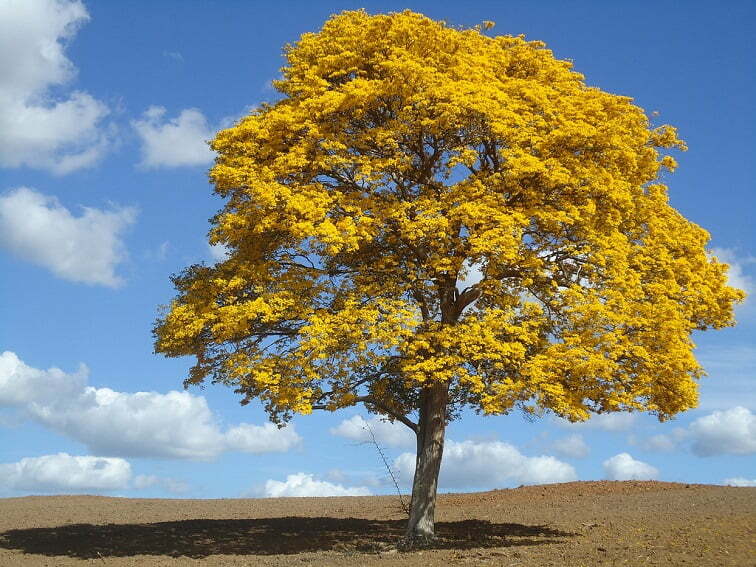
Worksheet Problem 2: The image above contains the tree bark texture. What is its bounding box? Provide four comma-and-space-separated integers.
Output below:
405, 380, 449, 541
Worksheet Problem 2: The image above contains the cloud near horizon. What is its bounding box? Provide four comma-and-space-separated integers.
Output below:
394, 439, 577, 490
723, 477, 756, 487
0, 453, 131, 493
0, 351, 302, 460
133, 474, 190, 494
603, 453, 658, 481
0, 452, 192, 495
256, 472, 372, 497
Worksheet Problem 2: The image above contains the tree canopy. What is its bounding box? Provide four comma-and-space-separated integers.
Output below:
154, 10, 743, 440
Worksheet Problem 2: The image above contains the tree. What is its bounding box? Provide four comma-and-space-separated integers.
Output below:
153, 10, 744, 543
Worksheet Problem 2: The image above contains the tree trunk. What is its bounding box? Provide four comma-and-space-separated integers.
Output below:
404, 381, 449, 543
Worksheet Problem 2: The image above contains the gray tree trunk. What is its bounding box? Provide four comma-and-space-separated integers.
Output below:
404, 381, 449, 542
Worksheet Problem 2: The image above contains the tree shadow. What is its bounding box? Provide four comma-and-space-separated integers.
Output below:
0, 517, 575, 559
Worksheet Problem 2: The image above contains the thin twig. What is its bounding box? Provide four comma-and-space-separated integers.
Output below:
362, 420, 410, 517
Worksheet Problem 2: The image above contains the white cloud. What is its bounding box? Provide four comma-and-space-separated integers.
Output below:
641, 434, 679, 452
551, 434, 589, 458
133, 474, 158, 489
688, 406, 756, 456
710, 248, 754, 299
394, 439, 577, 489
224, 423, 302, 454
208, 242, 230, 262
330, 415, 415, 448
0, 351, 302, 460
260, 473, 371, 497
0, 350, 88, 408
0, 453, 131, 492
133, 474, 189, 494
0, 187, 136, 287
638, 428, 689, 452
556, 412, 636, 432
0, 452, 188, 495
635, 407, 756, 456
723, 477, 756, 487
323, 468, 384, 489
457, 259, 484, 290
132, 106, 215, 168
602, 453, 658, 481
0, 0, 110, 173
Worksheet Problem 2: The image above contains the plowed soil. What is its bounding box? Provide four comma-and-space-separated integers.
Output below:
0, 481, 753, 566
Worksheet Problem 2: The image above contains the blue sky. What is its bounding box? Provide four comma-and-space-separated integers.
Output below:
0, 0, 754, 498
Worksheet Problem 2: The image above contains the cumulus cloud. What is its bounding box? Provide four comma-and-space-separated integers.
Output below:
132, 106, 215, 168
636, 407, 756, 456
223, 423, 302, 454
0, 0, 110, 173
688, 407, 756, 456
0, 452, 189, 495
0, 351, 302, 460
602, 453, 658, 481
330, 415, 415, 448
394, 439, 576, 490
723, 477, 756, 487
0, 453, 131, 492
0, 187, 136, 287
551, 434, 589, 459
259, 473, 371, 497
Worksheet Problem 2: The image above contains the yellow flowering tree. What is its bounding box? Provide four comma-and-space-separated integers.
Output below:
154, 10, 744, 542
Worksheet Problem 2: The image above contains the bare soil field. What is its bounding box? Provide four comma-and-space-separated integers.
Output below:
0, 481, 753, 566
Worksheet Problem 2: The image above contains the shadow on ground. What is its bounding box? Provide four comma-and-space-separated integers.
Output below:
0, 517, 574, 558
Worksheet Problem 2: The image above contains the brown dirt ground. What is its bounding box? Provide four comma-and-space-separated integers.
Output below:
0, 481, 753, 566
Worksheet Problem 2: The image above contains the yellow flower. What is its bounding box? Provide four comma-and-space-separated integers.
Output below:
155, 9, 743, 426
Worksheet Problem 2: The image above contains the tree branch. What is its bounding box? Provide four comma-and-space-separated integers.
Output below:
311, 396, 418, 434
356, 396, 418, 433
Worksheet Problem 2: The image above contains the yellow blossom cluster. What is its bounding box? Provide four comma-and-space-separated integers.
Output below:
154, 10, 743, 425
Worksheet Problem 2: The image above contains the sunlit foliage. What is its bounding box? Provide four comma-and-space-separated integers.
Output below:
154, 10, 744, 429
